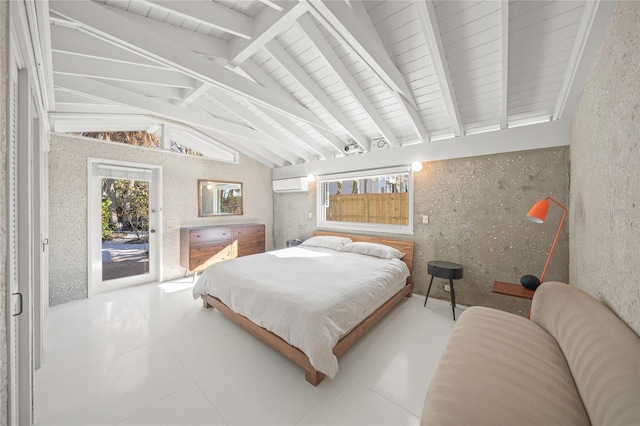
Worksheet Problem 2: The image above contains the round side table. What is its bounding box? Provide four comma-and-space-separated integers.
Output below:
424, 261, 464, 320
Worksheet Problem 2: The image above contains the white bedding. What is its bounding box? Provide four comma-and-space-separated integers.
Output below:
192, 246, 410, 378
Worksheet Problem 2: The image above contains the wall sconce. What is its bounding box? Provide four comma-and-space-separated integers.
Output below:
520, 196, 568, 290
306, 174, 316, 183
411, 161, 423, 172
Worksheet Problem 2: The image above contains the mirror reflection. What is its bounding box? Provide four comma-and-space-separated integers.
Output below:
198, 180, 243, 216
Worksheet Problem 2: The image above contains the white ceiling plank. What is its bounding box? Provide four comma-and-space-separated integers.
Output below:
52, 103, 143, 114
257, 0, 284, 13
218, 132, 288, 168
50, 24, 168, 69
52, 6, 230, 61
140, 0, 253, 40
52, 51, 196, 89
415, 0, 463, 136
228, 1, 306, 67
50, 0, 329, 132
303, 0, 417, 110
204, 86, 311, 164
195, 108, 298, 166
553, 0, 616, 120
348, 0, 429, 143
53, 74, 267, 141
233, 64, 334, 158
240, 59, 344, 154
265, 38, 369, 150
258, 107, 331, 160
501, 0, 509, 129
297, 14, 398, 148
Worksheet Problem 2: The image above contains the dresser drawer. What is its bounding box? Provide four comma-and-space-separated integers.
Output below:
189, 243, 232, 270
190, 227, 232, 243
237, 242, 265, 257
233, 225, 264, 239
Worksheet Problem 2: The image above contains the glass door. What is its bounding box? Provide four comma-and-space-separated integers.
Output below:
88, 160, 162, 294
101, 178, 150, 281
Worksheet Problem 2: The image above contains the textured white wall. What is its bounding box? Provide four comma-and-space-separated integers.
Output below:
570, 1, 639, 335
48, 134, 273, 306
0, 0, 9, 420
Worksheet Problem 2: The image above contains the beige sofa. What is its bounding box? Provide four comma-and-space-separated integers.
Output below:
421, 282, 640, 425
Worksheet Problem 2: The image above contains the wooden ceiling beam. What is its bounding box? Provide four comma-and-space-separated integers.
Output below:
203, 87, 313, 164
553, 0, 617, 120
228, 1, 306, 67
52, 51, 196, 89
302, 0, 417, 111
266, 38, 369, 151
415, 0, 463, 136
347, 0, 429, 144
50, 7, 229, 61
140, 0, 253, 40
240, 60, 342, 156
49, 0, 328, 131
53, 74, 266, 141
297, 14, 398, 148
50, 24, 168, 69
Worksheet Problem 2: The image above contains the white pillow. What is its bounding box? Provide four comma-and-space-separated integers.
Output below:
338, 242, 405, 259
299, 236, 353, 251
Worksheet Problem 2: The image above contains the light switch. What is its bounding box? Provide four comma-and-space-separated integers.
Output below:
422, 215, 429, 224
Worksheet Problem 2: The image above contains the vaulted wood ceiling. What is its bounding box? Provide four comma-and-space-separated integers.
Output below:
44, 0, 614, 167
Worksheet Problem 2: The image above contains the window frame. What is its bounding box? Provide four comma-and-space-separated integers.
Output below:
315, 166, 414, 235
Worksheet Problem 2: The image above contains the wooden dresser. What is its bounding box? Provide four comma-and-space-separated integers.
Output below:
180, 224, 265, 273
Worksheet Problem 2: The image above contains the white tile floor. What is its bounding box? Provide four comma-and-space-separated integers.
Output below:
35, 279, 464, 425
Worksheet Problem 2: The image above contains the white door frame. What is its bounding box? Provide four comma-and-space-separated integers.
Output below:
87, 158, 163, 295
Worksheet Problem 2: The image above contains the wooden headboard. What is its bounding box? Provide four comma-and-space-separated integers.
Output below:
313, 230, 415, 284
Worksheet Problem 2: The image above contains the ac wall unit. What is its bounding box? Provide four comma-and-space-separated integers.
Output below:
272, 177, 309, 193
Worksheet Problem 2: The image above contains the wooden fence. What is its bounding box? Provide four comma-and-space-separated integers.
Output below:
326, 193, 409, 225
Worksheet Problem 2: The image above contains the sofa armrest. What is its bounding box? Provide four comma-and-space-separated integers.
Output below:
530, 282, 640, 426
422, 306, 589, 426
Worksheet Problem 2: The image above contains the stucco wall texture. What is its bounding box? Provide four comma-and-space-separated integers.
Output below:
49, 134, 273, 306
570, 1, 639, 335
0, 0, 9, 421
275, 147, 570, 316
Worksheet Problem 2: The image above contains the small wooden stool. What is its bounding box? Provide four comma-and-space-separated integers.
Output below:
424, 261, 464, 320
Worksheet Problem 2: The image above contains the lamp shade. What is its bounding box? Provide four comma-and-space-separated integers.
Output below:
526, 199, 550, 223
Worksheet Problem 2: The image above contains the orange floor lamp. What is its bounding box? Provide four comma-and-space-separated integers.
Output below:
520, 196, 568, 290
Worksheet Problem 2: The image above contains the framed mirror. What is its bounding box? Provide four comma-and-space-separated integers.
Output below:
198, 180, 243, 217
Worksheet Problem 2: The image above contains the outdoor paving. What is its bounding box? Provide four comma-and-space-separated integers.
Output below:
102, 234, 149, 281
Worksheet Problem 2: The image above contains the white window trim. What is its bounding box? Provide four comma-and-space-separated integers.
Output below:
316, 166, 414, 235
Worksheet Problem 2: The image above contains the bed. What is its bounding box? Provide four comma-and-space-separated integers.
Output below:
192, 231, 414, 385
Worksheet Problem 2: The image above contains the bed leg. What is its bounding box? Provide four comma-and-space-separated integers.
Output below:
404, 283, 413, 297
203, 299, 212, 308
305, 369, 325, 386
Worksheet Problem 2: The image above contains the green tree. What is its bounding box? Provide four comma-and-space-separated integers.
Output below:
101, 198, 113, 241
102, 178, 149, 240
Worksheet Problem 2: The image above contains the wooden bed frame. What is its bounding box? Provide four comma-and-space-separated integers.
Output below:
200, 231, 415, 386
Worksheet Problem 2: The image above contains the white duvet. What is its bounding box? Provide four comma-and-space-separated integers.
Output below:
193, 246, 410, 379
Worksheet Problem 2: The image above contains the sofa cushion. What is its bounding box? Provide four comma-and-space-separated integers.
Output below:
421, 306, 590, 426
530, 282, 640, 426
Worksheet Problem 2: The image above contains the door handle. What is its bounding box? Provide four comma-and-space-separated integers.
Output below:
42, 237, 49, 252
12, 293, 22, 317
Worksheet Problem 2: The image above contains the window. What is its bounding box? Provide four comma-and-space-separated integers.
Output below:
77, 131, 203, 157
317, 166, 413, 234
